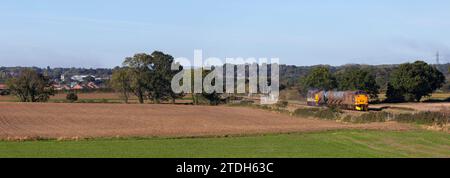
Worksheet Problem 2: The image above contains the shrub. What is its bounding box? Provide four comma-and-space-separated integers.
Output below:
395, 111, 449, 126
343, 112, 392, 123
240, 100, 255, 105
293, 108, 320, 118
7, 69, 55, 102
276, 101, 289, 108
293, 107, 341, 120
66, 92, 78, 103
341, 115, 353, 123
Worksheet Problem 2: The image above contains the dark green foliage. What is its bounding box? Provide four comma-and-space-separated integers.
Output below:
395, 112, 449, 126
147, 51, 184, 103
335, 67, 380, 99
300, 66, 337, 91
2, 63, 448, 92
189, 69, 224, 106
66, 92, 78, 103
385, 82, 405, 103
441, 81, 450, 92
123, 53, 153, 104
121, 51, 184, 104
300, 66, 380, 100
6, 68, 55, 102
342, 112, 392, 123
388, 61, 445, 102
293, 107, 341, 120
340, 110, 448, 126
201, 92, 222, 105
275, 101, 289, 108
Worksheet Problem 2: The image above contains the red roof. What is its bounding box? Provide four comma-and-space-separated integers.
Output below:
87, 82, 99, 89
72, 84, 84, 90
0, 84, 7, 90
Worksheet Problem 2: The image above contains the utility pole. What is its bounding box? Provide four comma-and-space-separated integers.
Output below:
436, 51, 440, 65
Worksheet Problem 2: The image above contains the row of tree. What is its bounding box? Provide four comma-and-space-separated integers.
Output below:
300, 66, 380, 98
3, 51, 225, 105
4, 54, 446, 104
300, 61, 445, 102
6, 69, 55, 102
111, 51, 224, 105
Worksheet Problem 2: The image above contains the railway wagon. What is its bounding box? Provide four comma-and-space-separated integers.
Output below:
307, 90, 369, 111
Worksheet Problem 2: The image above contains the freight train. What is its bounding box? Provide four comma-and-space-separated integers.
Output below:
307, 90, 369, 111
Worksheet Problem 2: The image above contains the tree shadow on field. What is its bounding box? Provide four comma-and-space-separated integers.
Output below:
422, 97, 450, 103
369, 106, 415, 112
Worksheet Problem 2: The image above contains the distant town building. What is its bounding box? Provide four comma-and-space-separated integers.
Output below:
69, 82, 78, 88
71, 75, 95, 82
86, 82, 99, 89
72, 84, 84, 90
52, 84, 70, 91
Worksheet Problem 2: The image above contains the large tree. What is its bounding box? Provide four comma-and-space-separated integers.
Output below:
123, 53, 153, 104
385, 82, 405, 103
148, 51, 184, 104
110, 67, 133, 103
6, 68, 55, 102
388, 61, 445, 102
121, 51, 184, 104
300, 66, 337, 91
335, 67, 380, 99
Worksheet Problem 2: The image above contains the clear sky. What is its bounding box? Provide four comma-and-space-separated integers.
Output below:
1, 0, 450, 68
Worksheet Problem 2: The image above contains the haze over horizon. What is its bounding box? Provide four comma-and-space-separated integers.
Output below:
1, 0, 450, 68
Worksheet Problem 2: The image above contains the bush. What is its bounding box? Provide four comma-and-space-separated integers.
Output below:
294, 107, 341, 120
66, 92, 78, 103
395, 111, 449, 126
342, 112, 392, 123
276, 101, 289, 108
294, 108, 320, 117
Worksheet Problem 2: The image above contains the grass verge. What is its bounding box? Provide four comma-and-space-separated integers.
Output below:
0, 130, 449, 158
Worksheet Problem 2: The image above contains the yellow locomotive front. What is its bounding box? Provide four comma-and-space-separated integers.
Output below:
354, 93, 369, 111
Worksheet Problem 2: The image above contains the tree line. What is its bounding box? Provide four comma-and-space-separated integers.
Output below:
2, 51, 230, 105
3, 51, 448, 104
110, 51, 224, 105
300, 60, 446, 102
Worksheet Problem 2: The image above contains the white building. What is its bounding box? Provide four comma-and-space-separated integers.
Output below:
71, 75, 95, 82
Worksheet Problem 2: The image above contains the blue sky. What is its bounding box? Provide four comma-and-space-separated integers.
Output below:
1, 0, 450, 68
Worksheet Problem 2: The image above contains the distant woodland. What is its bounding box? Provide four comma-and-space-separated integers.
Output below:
2, 63, 448, 92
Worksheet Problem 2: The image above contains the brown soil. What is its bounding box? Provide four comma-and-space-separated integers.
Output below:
0, 103, 414, 140
51, 92, 122, 100
0, 93, 123, 101
372, 103, 450, 112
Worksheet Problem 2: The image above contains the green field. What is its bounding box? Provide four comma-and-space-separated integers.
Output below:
1, 130, 449, 158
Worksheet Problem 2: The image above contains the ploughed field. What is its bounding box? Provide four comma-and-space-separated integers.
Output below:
372, 103, 450, 112
0, 103, 413, 140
